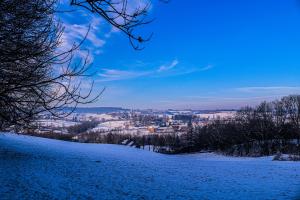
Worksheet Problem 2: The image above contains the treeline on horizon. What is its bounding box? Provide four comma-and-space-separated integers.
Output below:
89, 94, 300, 156
167, 94, 300, 155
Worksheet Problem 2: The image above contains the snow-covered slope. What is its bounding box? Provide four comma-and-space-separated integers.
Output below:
0, 133, 300, 200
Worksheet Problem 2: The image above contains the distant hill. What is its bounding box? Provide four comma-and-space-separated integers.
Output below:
63, 107, 236, 114
64, 107, 129, 114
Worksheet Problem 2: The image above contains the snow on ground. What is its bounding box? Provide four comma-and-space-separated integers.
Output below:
90, 120, 130, 132
36, 119, 79, 128
79, 113, 119, 121
196, 111, 236, 119
1, 133, 300, 200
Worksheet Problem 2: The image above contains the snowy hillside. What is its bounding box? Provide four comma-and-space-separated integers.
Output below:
0, 133, 300, 200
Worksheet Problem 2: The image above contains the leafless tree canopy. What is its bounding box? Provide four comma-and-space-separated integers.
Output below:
0, 0, 98, 129
69, 0, 167, 50
0, 0, 161, 129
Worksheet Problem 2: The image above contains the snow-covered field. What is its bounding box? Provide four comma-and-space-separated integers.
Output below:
78, 113, 119, 121
36, 119, 79, 128
90, 120, 130, 132
196, 111, 236, 120
1, 134, 300, 200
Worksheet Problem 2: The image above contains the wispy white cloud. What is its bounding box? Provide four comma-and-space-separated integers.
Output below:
98, 60, 178, 82
59, 17, 105, 56
56, 4, 109, 61
235, 86, 300, 93
185, 95, 284, 102
98, 68, 151, 82
104, 26, 120, 38
153, 63, 213, 78
153, 95, 285, 110
157, 59, 179, 72
97, 60, 214, 82
199, 65, 214, 71
56, 0, 159, 68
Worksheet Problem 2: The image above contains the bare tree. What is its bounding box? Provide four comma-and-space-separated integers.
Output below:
0, 0, 99, 129
69, 0, 168, 50
0, 0, 162, 129
272, 99, 288, 137
283, 95, 300, 145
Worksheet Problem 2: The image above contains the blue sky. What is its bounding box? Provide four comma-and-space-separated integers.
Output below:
58, 0, 300, 109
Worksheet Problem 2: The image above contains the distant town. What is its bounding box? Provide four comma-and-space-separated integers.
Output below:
16, 107, 236, 148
